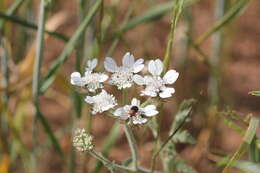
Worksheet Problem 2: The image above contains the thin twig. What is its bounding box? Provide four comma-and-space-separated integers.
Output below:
151, 110, 190, 172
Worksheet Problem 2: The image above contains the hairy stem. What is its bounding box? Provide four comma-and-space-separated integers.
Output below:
89, 150, 158, 173
89, 150, 135, 172
124, 124, 139, 171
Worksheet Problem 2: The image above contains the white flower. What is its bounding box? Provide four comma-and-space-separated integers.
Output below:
85, 90, 117, 114
73, 128, 94, 152
114, 98, 158, 125
104, 52, 144, 89
70, 59, 108, 92
133, 59, 179, 98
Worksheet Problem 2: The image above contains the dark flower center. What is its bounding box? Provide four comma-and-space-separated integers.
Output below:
130, 106, 139, 112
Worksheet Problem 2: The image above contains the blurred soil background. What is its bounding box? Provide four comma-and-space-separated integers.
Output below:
1, 0, 260, 173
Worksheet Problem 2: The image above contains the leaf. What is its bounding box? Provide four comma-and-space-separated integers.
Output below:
249, 136, 260, 163
40, 0, 102, 94
234, 160, 260, 173
172, 130, 196, 144
168, 159, 198, 173
220, 114, 245, 134
249, 91, 260, 96
222, 117, 259, 173
218, 158, 260, 173
170, 99, 196, 133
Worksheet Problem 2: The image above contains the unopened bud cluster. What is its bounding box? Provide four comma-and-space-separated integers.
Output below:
73, 128, 94, 152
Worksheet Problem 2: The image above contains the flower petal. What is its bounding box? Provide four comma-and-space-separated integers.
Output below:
122, 52, 135, 68
104, 57, 118, 72
87, 59, 98, 70
99, 74, 108, 82
159, 87, 175, 98
71, 72, 84, 86
85, 96, 94, 104
148, 59, 163, 76
135, 58, 144, 65
143, 105, 158, 116
142, 89, 157, 97
133, 64, 144, 73
133, 75, 145, 85
132, 58, 144, 73
114, 107, 129, 120
132, 116, 147, 124
163, 70, 179, 84
131, 98, 140, 106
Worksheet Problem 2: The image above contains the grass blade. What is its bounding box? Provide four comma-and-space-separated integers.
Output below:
0, 12, 69, 41
222, 117, 259, 173
31, 0, 64, 160
32, 0, 46, 101
40, 0, 103, 94
116, 0, 196, 36
234, 160, 260, 173
36, 105, 64, 157
195, 0, 252, 45
249, 91, 260, 96
0, 0, 25, 32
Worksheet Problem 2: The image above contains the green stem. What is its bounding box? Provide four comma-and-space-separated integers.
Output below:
89, 150, 135, 172
0, 12, 68, 41
0, 0, 25, 32
208, 0, 225, 105
124, 124, 139, 171
90, 150, 157, 173
150, 109, 190, 173
31, 1, 46, 171
0, 38, 9, 104
122, 89, 138, 170
163, 0, 184, 73
32, 0, 46, 102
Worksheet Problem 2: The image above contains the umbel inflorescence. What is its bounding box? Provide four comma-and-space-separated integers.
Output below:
71, 52, 179, 151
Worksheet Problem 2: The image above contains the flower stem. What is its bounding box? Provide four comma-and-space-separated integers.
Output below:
122, 89, 139, 171
124, 124, 138, 171
89, 150, 135, 172
89, 150, 159, 173
163, 0, 184, 74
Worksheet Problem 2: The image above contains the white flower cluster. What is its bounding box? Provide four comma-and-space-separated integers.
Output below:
73, 128, 94, 152
114, 98, 158, 125
70, 52, 179, 125
71, 59, 108, 92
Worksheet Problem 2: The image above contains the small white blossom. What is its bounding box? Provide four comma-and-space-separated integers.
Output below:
70, 59, 108, 92
104, 52, 144, 89
133, 59, 179, 98
114, 98, 158, 125
73, 128, 94, 152
85, 89, 117, 114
